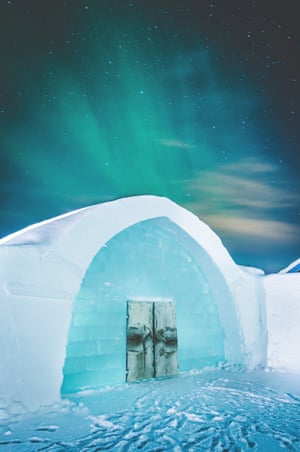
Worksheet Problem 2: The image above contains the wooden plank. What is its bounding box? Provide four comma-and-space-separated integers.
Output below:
126, 301, 154, 382
154, 300, 178, 378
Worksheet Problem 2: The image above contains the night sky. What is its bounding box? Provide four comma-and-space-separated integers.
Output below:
1, 0, 299, 273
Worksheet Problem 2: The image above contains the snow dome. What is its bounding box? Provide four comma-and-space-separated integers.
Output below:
0, 195, 299, 410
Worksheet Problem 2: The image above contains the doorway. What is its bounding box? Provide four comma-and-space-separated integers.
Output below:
126, 299, 178, 382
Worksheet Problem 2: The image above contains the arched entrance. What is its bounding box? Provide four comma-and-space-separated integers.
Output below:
61, 217, 239, 394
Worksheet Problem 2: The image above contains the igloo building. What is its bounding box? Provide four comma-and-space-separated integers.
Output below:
0, 195, 299, 410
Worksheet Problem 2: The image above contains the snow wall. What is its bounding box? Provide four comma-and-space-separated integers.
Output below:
0, 194, 285, 410
264, 274, 300, 373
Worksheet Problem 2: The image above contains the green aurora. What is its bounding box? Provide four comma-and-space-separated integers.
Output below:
1, 1, 299, 272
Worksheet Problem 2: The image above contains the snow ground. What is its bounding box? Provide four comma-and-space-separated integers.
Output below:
0, 369, 300, 451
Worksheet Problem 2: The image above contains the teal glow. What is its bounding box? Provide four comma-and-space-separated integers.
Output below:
7, 47, 260, 202
2, 12, 265, 208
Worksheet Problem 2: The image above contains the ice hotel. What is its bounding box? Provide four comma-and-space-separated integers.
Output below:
0, 195, 299, 410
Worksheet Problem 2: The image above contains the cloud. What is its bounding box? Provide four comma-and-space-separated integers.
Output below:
160, 139, 194, 149
219, 157, 277, 174
191, 171, 297, 210
183, 156, 300, 243
201, 214, 300, 243
186, 157, 298, 211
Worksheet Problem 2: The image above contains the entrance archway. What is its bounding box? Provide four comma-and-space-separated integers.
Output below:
62, 217, 239, 394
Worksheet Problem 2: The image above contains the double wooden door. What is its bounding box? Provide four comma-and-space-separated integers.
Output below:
126, 299, 178, 382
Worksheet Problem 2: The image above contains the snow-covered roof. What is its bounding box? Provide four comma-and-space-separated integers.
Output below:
0, 205, 93, 246
0, 195, 242, 284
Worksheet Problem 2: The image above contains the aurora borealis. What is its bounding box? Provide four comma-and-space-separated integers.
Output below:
1, 0, 299, 272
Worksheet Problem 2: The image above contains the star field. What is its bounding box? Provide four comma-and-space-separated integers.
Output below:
0, 0, 299, 272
